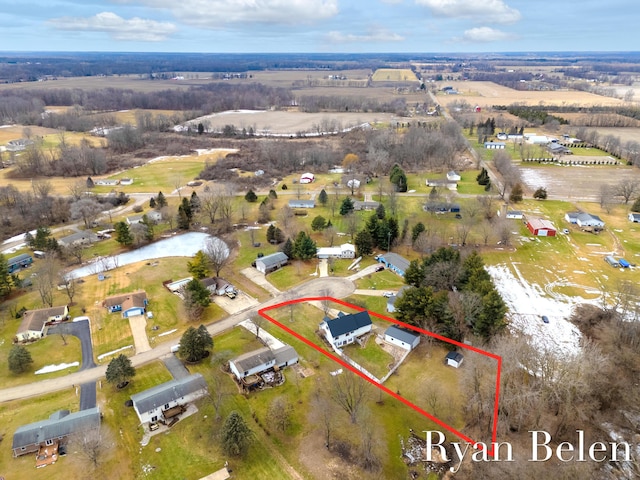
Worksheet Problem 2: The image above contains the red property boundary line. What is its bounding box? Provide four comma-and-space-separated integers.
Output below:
258, 296, 503, 457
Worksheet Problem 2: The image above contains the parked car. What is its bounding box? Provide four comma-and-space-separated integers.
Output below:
382, 291, 394, 298
374, 265, 385, 272
541, 315, 549, 324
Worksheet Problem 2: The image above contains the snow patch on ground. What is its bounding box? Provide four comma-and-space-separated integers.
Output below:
487, 264, 602, 356
158, 328, 177, 337
97, 345, 133, 361
35, 362, 79, 374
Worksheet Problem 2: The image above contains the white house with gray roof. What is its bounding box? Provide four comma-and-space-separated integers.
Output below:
384, 325, 420, 351
255, 251, 289, 274
229, 345, 298, 380
130, 373, 208, 425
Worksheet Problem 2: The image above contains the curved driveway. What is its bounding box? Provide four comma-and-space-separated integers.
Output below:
0, 277, 355, 404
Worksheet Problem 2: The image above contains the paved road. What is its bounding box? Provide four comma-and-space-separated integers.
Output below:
0, 277, 354, 404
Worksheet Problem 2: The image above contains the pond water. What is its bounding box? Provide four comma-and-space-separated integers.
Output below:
69, 232, 226, 279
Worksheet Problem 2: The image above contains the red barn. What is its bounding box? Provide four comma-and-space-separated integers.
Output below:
526, 218, 557, 237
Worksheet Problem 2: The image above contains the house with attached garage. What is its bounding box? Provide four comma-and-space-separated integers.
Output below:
384, 325, 420, 351
353, 200, 380, 211
130, 373, 208, 425
103, 291, 148, 317
127, 211, 162, 224
255, 251, 289, 274
320, 311, 373, 350
317, 243, 356, 259
12, 407, 101, 458
376, 252, 410, 277
229, 345, 298, 381
15, 305, 69, 343
629, 213, 640, 223
576, 213, 605, 229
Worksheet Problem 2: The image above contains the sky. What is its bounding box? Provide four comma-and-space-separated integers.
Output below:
0, 0, 636, 53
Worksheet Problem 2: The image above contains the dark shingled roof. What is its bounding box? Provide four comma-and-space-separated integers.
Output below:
256, 252, 288, 268
12, 408, 101, 450
324, 311, 372, 337
231, 347, 275, 373
131, 373, 207, 414
385, 325, 420, 345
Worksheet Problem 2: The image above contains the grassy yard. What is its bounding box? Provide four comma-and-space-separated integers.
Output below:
267, 261, 317, 290
342, 335, 394, 379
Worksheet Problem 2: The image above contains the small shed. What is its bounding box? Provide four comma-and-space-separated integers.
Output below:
628, 213, 640, 223
618, 258, 631, 268
384, 325, 420, 351
604, 256, 620, 268
506, 211, 523, 219
445, 351, 464, 368
446, 171, 461, 182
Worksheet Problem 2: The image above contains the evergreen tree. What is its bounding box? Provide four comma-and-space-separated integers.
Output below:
375, 203, 386, 220
318, 189, 328, 206
266, 224, 277, 243
149, 197, 156, 209
281, 238, 294, 259
293, 231, 317, 260
177, 204, 191, 230
533, 187, 548, 200
8, 345, 33, 374
156, 191, 167, 209
184, 279, 211, 307
86, 176, 95, 189
190, 191, 201, 212
244, 189, 258, 202
197, 122, 204, 135
187, 250, 210, 279
339, 197, 354, 216
311, 215, 327, 231
178, 325, 213, 362
140, 214, 154, 242
0, 254, 13, 297
115, 221, 134, 246
181, 197, 193, 220
105, 354, 136, 388
221, 411, 254, 457
354, 230, 374, 257
268, 189, 278, 199
411, 222, 426, 243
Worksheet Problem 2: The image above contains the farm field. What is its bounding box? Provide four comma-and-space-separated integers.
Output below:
437, 81, 626, 108
371, 68, 419, 83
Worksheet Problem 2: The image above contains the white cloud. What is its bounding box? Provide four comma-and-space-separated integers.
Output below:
461, 26, 512, 42
117, 0, 339, 27
415, 0, 521, 24
326, 30, 405, 44
49, 12, 176, 41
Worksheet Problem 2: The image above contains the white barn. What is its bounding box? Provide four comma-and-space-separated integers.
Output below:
384, 325, 420, 351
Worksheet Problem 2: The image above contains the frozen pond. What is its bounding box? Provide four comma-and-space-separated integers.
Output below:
68, 232, 226, 279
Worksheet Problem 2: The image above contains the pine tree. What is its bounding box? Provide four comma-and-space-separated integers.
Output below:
411, 222, 425, 243
268, 189, 278, 199
281, 238, 294, 259
149, 197, 156, 209
533, 187, 548, 200
178, 325, 213, 362
293, 231, 317, 260
177, 205, 191, 230
190, 191, 201, 212
318, 189, 328, 206
156, 191, 167, 209
339, 197, 354, 216
354, 230, 374, 257
375, 203, 386, 220
115, 221, 134, 246
244, 189, 258, 202
105, 354, 136, 388
86, 176, 95, 189
221, 411, 254, 456
311, 215, 327, 231
8, 345, 33, 374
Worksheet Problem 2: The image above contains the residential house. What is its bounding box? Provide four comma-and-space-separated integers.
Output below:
104, 291, 148, 317
229, 346, 298, 380
120, 178, 134, 185
346, 179, 361, 189
320, 311, 372, 349
525, 135, 550, 145
384, 325, 420, 351
628, 213, 640, 223
300, 173, 315, 184
576, 213, 605, 229
426, 179, 458, 191
377, 252, 410, 277
201, 277, 235, 296
288, 199, 315, 209
317, 243, 356, 259
130, 373, 208, 425
424, 202, 461, 213
445, 351, 464, 368
387, 285, 409, 313
12, 407, 101, 457
15, 305, 69, 343
255, 252, 288, 274
547, 143, 572, 155
526, 218, 557, 237
506, 211, 524, 219
94, 179, 119, 186
58, 231, 99, 247
484, 142, 505, 149
8, 253, 33, 274
353, 200, 380, 211
127, 211, 162, 225
446, 171, 461, 182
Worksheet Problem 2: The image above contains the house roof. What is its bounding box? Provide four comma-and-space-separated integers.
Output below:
527, 218, 556, 230
18, 305, 67, 334
12, 408, 100, 450
131, 374, 207, 414
379, 252, 410, 273
566, 212, 579, 220
231, 347, 275, 373
630, 213, 640, 220
288, 199, 315, 207
201, 277, 229, 291
446, 351, 464, 363
8, 253, 32, 265
385, 325, 419, 344
272, 345, 298, 365
507, 210, 523, 216
323, 310, 372, 338
257, 252, 288, 268
58, 231, 99, 245
353, 200, 380, 209
104, 291, 147, 309
577, 213, 604, 224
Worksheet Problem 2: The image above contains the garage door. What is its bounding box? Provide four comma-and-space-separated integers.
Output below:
124, 308, 144, 318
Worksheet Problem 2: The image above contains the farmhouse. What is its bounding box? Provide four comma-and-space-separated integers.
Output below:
288, 199, 315, 209
104, 291, 148, 317
300, 172, 315, 184
484, 141, 505, 149
576, 213, 605, 229
353, 200, 381, 211
12, 407, 101, 458
130, 373, 208, 425
445, 351, 464, 368
120, 177, 134, 185
229, 345, 298, 380
8, 253, 33, 273
58, 231, 100, 247
629, 213, 640, 223
320, 311, 372, 349
377, 252, 410, 277
384, 325, 420, 351
255, 252, 289, 274
317, 243, 356, 259
15, 305, 69, 343
526, 218, 557, 237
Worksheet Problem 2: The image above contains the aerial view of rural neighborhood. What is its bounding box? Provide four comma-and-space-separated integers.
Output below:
1, 2, 640, 480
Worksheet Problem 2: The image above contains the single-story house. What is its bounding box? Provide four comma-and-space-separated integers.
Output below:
565, 212, 580, 224
127, 211, 162, 225
300, 172, 315, 184
104, 291, 148, 317
386, 286, 409, 313
317, 243, 356, 259
288, 199, 315, 209
120, 178, 134, 185
58, 231, 100, 247
445, 351, 464, 368
377, 252, 410, 277
484, 142, 505, 150
576, 213, 605, 229
201, 277, 234, 296
15, 305, 69, 343
255, 252, 289, 274
547, 143, 572, 155
229, 345, 298, 380
94, 179, 119, 186
629, 213, 640, 223
8, 253, 33, 273
130, 373, 208, 425
353, 200, 380, 211
384, 325, 420, 351
12, 407, 101, 458
506, 210, 524, 219
425, 179, 458, 191
446, 171, 461, 182
320, 311, 372, 349
526, 218, 557, 237
424, 202, 461, 213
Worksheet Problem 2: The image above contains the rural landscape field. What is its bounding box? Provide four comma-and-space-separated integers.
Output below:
1, 48, 640, 480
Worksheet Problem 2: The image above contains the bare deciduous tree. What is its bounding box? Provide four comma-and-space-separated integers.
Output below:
330, 370, 369, 424
70, 198, 104, 229
71, 426, 115, 472
615, 178, 638, 204
204, 236, 230, 277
